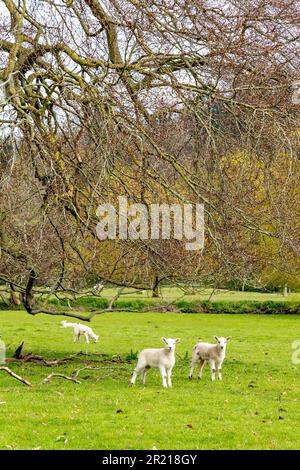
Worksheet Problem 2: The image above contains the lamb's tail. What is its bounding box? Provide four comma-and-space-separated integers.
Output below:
61, 320, 72, 328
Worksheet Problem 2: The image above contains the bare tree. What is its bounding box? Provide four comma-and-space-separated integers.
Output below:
0, 0, 300, 319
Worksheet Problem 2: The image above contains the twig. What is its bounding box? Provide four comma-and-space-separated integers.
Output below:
40, 373, 81, 385
0, 366, 32, 386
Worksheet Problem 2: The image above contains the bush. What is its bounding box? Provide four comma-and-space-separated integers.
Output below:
46, 298, 300, 314
1, 296, 300, 315
48, 296, 109, 309
0, 302, 23, 311
175, 299, 300, 314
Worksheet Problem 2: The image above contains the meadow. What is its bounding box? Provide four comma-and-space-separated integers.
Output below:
90, 286, 300, 303
1, 307, 300, 450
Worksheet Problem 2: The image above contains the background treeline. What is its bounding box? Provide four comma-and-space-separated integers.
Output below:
0, 1, 300, 319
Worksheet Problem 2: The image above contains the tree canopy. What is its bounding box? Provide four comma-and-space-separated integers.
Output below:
0, 0, 300, 319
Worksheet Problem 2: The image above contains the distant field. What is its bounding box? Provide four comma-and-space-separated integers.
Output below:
102, 287, 300, 302
1, 286, 300, 305
1, 310, 300, 449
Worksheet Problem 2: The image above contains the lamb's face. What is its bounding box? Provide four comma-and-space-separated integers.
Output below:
161, 337, 180, 351
93, 335, 99, 343
214, 336, 231, 350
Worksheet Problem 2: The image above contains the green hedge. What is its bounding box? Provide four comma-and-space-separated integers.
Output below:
48, 297, 157, 310
0, 302, 23, 311
48, 298, 300, 314
48, 296, 109, 309
1, 296, 300, 315
175, 300, 300, 314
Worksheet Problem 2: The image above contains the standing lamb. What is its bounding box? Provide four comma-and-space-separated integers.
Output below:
189, 336, 231, 381
92, 282, 104, 293
130, 337, 180, 388
61, 321, 99, 343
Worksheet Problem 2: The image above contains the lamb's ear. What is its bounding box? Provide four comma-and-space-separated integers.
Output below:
161, 337, 167, 344
214, 336, 219, 342
175, 338, 181, 343
226, 336, 232, 342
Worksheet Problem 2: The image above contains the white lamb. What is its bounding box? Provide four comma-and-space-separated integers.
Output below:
61, 321, 99, 343
189, 336, 231, 381
130, 337, 180, 388
92, 282, 104, 293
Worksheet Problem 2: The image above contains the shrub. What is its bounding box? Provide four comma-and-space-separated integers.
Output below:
48, 296, 109, 309
175, 300, 300, 314
1, 296, 300, 315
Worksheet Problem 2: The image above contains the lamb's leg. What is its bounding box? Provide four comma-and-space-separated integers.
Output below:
209, 359, 216, 381
159, 366, 167, 388
73, 328, 78, 342
189, 356, 196, 380
130, 361, 145, 385
198, 359, 206, 380
216, 360, 223, 380
141, 367, 147, 385
167, 367, 173, 387
84, 333, 90, 344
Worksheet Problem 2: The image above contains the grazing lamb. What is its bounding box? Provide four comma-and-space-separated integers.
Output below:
92, 282, 104, 293
61, 321, 99, 343
189, 336, 231, 381
130, 337, 180, 388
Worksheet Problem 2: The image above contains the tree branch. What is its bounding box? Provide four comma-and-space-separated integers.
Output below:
0, 366, 32, 386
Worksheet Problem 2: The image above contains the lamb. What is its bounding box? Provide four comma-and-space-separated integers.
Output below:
130, 337, 180, 388
92, 282, 104, 293
61, 321, 99, 343
189, 336, 231, 381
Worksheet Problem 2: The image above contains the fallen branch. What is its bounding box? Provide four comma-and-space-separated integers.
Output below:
40, 373, 81, 385
7, 357, 66, 366
11, 342, 64, 365
0, 366, 32, 386
13, 342, 25, 359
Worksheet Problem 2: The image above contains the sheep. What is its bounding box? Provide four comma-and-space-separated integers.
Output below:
130, 337, 180, 388
138, 289, 147, 295
92, 282, 104, 293
189, 336, 231, 381
61, 321, 99, 343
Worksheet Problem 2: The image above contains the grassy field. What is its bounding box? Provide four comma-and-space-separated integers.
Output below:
1, 310, 300, 450
97, 286, 300, 302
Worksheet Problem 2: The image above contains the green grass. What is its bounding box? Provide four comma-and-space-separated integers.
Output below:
1, 310, 300, 449
102, 287, 300, 302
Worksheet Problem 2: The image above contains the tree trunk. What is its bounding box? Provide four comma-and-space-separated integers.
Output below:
152, 276, 160, 298
9, 283, 21, 306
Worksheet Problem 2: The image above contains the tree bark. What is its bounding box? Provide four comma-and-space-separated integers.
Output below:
152, 276, 160, 298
